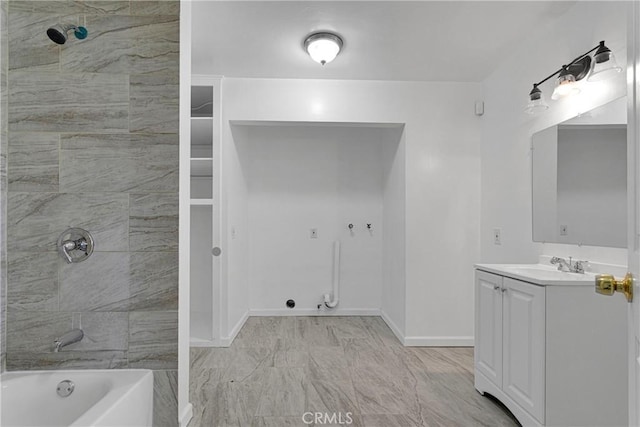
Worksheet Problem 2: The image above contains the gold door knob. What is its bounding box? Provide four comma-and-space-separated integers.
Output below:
595, 272, 633, 302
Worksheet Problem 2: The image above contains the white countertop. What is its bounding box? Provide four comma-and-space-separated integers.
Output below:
475, 263, 597, 286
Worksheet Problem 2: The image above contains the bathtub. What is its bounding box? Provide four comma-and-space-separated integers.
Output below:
1, 369, 153, 427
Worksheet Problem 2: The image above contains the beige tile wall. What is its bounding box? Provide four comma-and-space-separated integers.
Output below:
3, 1, 180, 425
1, 0, 9, 373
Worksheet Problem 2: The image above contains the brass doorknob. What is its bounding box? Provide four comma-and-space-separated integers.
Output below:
595, 272, 633, 302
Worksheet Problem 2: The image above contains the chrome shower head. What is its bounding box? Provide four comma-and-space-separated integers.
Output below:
47, 23, 88, 45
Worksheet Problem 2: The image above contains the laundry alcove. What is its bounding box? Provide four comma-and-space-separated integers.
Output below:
190, 117, 407, 346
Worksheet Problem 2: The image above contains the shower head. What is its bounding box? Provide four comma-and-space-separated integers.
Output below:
47, 23, 88, 45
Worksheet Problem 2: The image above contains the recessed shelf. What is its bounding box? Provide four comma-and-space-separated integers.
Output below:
191, 118, 213, 158
191, 86, 213, 118
190, 199, 214, 205
191, 158, 213, 177
191, 176, 212, 199
191, 145, 212, 158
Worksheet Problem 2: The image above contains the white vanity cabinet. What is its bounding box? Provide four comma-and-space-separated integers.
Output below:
476, 271, 545, 423
474, 267, 627, 427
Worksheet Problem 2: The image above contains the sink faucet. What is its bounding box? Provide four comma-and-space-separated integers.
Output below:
550, 256, 586, 274
53, 328, 84, 352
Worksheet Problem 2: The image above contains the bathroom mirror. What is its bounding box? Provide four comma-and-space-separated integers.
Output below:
532, 96, 627, 248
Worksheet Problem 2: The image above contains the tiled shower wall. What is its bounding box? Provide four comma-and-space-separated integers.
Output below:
1, 0, 8, 373
4, 1, 179, 424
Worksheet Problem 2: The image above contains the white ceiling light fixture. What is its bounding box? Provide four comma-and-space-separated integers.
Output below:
304, 32, 343, 65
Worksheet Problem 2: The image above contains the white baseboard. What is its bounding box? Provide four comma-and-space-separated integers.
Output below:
379, 310, 406, 344
219, 310, 249, 347
189, 337, 216, 347
248, 308, 381, 316
179, 403, 193, 427
403, 336, 474, 347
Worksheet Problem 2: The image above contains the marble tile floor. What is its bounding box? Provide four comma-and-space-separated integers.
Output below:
189, 316, 519, 427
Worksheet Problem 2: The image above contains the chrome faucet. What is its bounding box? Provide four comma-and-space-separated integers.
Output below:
57, 228, 94, 264
550, 256, 586, 274
54, 329, 84, 352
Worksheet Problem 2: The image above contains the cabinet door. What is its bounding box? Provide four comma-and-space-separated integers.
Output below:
502, 278, 545, 423
475, 271, 503, 387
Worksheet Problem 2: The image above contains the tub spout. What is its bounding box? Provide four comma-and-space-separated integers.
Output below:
54, 328, 84, 352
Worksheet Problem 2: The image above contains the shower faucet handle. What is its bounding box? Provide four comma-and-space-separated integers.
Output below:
348, 223, 354, 230
57, 228, 94, 264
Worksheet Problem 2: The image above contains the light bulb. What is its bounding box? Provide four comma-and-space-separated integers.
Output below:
304, 32, 343, 66
551, 73, 580, 100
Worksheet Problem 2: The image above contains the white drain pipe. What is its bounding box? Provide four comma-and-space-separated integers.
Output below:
324, 240, 340, 309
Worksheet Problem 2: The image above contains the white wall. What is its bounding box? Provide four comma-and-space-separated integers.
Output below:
222, 78, 482, 344
382, 127, 407, 336
222, 123, 250, 340
232, 124, 398, 314
481, 1, 628, 267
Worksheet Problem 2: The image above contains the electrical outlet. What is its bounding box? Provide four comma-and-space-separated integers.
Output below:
310, 228, 318, 239
560, 225, 568, 236
493, 228, 502, 245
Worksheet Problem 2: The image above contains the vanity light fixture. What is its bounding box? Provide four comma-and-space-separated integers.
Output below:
550, 62, 585, 100
304, 32, 343, 65
525, 40, 621, 114
588, 41, 623, 82
524, 84, 549, 114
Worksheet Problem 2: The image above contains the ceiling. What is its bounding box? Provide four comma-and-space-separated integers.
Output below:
191, 1, 576, 82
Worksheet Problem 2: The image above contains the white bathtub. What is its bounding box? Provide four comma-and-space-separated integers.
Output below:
1, 369, 153, 427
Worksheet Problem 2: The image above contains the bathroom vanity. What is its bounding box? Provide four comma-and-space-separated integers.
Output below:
474, 264, 627, 427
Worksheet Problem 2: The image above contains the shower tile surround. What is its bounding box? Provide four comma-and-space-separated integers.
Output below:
2, 1, 179, 425
1, 0, 7, 372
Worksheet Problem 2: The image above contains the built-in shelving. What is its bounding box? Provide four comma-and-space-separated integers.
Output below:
190, 78, 222, 347
191, 158, 213, 177
190, 86, 214, 200
190, 199, 214, 206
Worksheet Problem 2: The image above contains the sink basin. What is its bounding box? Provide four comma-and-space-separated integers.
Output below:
475, 263, 596, 286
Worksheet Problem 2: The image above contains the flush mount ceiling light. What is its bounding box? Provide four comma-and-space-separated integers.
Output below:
525, 40, 621, 114
304, 32, 343, 65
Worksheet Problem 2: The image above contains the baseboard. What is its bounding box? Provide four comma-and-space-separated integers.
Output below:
403, 336, 474, 347
179, 403, 193, 427
248, 308, 381, 316
219, 310, 249, 347
189, 338, 216, 348
379, 310, 406, 344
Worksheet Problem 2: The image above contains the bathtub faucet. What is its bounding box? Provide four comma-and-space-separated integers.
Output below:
54, 328, 84, 352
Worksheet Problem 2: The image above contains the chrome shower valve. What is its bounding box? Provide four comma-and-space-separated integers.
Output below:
57, 228, 94, 263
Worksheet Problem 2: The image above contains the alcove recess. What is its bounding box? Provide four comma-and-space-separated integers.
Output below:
190, 79, 221, 346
